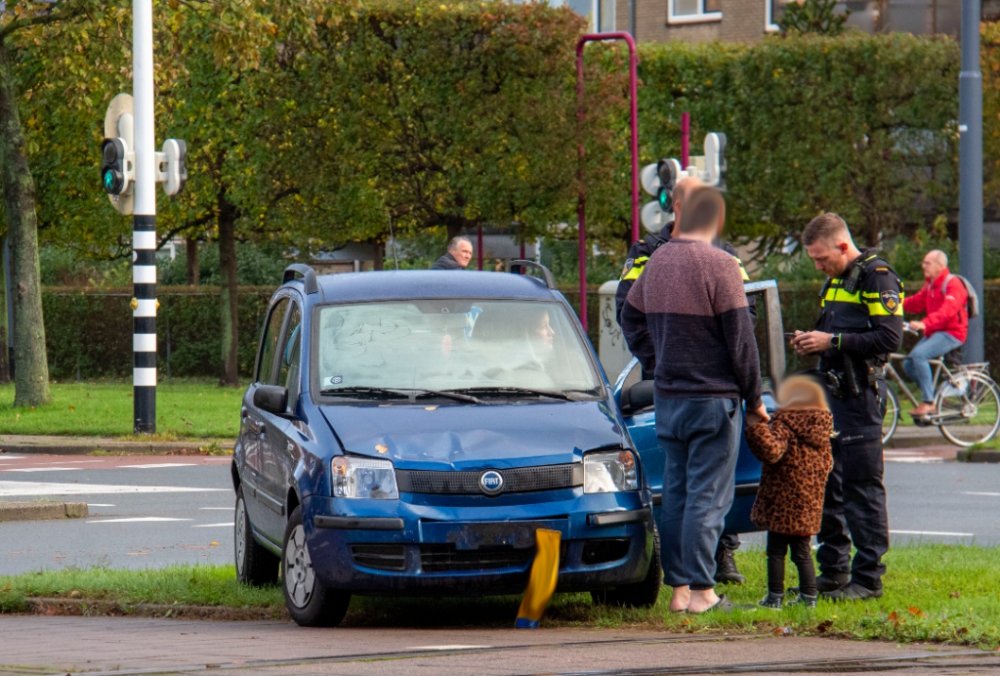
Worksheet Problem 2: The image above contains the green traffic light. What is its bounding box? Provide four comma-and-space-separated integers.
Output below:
103, 170, 113, 190
658, 188, 671, 212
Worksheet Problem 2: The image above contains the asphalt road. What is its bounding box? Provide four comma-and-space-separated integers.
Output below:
0, 449, 998, 576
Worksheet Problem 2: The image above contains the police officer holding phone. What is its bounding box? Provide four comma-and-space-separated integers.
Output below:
791, 213, 903, 601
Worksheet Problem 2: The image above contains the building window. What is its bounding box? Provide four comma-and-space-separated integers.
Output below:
669, 0, 722, 24
547, 0, 616, 31
766, 0, 793, 30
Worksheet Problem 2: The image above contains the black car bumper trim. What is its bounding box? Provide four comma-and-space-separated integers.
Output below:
651, 483, 758, 506
315, 516, 405, 531
587, 507, 650, 527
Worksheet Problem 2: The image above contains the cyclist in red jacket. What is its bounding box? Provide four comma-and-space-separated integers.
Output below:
902, 250, 968, 417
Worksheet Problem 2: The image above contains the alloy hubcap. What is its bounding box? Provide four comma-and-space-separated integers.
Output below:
284, 524, 315, 608
235, 498, 247, 576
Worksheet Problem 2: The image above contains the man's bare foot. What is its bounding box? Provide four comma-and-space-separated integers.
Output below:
911, 402, 936, 417
686, 588, 720, 613
668, 585, 691, 613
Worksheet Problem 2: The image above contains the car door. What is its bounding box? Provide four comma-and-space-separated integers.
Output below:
614, 280, 785, 534
243, 296, 291, 541
256, 301, 303, 541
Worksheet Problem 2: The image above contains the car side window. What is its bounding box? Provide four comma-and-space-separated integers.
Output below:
277, 303, 302, 408
257, 298, 290, 385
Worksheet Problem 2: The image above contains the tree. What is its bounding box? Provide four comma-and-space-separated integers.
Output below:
0, 0, 100, 406
778, 0, 851, 36
246, 1, 621, 257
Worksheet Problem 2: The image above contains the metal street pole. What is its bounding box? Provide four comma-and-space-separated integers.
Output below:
132, 0, 157, 433
959, 0, 984, 363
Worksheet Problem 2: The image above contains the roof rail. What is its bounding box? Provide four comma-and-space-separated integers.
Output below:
282, 264, 319, 295
508, 260, 555, 289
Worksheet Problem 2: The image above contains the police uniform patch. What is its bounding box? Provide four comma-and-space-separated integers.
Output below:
880, 290, 900, 313
621, 258, 634, 278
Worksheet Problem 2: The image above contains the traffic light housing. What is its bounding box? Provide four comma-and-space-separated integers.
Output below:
101, 137, 132, 197
160, 139, 187, 196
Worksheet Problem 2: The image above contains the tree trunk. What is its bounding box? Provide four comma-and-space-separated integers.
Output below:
185, 236, 199, 285
0, 236, 10, 384
218, 194, 239, 387
372, 240, 384, 271
0, 40, 49, 406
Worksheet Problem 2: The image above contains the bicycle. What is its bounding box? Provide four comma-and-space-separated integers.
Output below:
881, 326, 1000, 447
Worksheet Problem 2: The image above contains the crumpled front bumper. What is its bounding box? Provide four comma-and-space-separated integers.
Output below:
302, 491, 654, 596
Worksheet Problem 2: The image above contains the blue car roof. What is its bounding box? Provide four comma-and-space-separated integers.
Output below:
306, 270, 559, 303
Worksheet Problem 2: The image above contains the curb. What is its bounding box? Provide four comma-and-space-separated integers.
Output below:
0, 501, 88, 523
0, 437, 236, 456
19, 597, 288, 622
956, 449, 1000, 463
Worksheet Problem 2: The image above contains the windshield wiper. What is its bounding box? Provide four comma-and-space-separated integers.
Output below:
320, 386, 483, 404
444, 386, 576, 401
319, 386, 411, 399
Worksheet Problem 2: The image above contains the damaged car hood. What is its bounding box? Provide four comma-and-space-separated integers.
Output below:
320, 401, 625, 470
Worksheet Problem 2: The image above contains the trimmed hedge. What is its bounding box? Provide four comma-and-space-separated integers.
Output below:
37, 281, 997, 382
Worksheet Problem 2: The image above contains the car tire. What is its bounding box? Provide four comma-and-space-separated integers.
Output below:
591, 523, 662, 608
234, 486, 279, 586
282, 506, 351, 627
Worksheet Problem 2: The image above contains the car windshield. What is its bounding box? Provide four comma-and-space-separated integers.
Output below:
314, 299, 601, 399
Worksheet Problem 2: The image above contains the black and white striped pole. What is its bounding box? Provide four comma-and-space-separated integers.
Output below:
101, 0, 187, 435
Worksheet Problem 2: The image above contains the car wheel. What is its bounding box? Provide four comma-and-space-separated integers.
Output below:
234, 486, 279, 586
282, 506, 351, 627
591, 523, 661, 608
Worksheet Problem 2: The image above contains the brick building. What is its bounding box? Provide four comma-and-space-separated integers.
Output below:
552, 0, 977, 43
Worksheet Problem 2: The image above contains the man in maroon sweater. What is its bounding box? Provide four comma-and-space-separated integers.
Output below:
621, 186, 767, 614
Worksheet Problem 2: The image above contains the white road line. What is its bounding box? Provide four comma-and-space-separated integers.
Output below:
0, 455, 26, 460
406, 645, 490, 651
88, 517, 194, 524
1, 467, 82, 473
891, 530, 974, 537
885, 457, 943, 463
126, 463, 198, 469
192, 522, 234, 528
199, 507, 235, 510
87, 503, 116, 507
0, 481, 228, 497
964, 491, 1000, 496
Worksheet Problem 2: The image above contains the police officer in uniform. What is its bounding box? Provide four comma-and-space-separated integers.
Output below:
792, 213, 903, 601
614, 176, 752, 586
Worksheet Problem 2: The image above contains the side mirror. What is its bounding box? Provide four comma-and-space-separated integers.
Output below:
254, 384, 288, 416
620, 379, 655, 416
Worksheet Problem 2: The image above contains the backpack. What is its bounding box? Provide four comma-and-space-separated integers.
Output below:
940, 274, 979, 319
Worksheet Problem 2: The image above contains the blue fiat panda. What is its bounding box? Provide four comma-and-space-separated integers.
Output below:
232, 263, 782, 627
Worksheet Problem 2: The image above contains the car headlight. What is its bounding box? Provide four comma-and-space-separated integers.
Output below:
584, 450, 638, 493
332, 456, 399, 499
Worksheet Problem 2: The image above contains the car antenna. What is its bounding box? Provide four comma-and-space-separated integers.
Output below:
388, 211, 400, 270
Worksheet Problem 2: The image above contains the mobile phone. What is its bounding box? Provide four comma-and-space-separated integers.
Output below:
784, 332, 799, 340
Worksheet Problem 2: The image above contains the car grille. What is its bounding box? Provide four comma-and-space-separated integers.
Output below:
351, 544, 406, 571
420, 542, 572, 573
396, 464, 582, 495
420, 544, 533, 572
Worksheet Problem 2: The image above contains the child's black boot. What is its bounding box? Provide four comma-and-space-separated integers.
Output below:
790, 593, 818, 608
757, 592, 784, 609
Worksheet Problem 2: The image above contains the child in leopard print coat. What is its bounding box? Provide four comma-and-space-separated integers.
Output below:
744, 375, 834, 609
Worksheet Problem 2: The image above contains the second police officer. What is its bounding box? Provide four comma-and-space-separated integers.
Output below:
613, 175, 754, 586
792, 213, 904, 601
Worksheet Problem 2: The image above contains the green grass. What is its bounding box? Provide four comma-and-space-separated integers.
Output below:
0, 381, 243, 438
2, 545, 999, 646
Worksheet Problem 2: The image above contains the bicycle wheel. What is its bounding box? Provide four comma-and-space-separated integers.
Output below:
935, 372, 1000, 447
882, 385, 899, 445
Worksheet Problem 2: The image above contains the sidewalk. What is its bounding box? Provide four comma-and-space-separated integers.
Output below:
0, 434, 235, 455
0, 616, 996, 676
